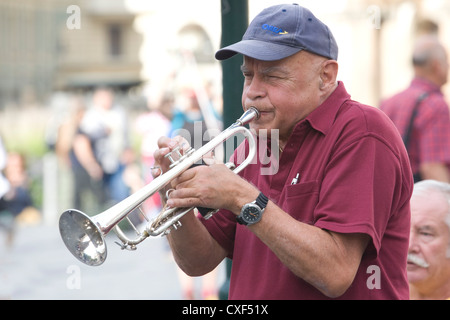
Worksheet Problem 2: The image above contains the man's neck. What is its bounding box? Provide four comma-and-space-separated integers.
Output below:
318, 81, 338, 107
414, 71, 443, 89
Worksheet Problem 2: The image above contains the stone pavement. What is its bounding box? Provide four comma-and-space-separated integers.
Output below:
0, 223, 224, 300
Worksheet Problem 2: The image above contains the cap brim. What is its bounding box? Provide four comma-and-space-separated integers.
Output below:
215, 39, 303, 61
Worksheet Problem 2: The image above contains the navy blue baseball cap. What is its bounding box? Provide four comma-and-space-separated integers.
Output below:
215, 3, 338, 61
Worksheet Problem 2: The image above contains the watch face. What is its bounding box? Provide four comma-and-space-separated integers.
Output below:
242, 204, 261, 224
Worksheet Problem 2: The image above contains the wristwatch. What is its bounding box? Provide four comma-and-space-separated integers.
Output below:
236, 192, 269, 226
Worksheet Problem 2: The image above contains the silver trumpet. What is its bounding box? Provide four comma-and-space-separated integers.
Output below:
59, 107, 260, 266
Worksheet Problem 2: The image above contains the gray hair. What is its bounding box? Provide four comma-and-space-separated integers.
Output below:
412, 35, 447, 67
413, 180, 450, 257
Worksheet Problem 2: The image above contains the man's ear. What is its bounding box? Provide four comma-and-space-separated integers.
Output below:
319, 60, 338, 90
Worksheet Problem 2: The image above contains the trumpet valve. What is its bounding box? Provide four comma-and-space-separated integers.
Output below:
165, 145, 194, 168
173, 220, 182, 230
161, 220, 182, 237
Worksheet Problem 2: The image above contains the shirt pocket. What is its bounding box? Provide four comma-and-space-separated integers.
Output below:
284, 180, 320, 223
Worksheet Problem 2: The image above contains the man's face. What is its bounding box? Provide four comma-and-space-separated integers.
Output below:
240, 51, 325, 143
408, 191, 450, 290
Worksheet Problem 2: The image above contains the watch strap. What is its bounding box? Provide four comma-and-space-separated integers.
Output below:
236, 215, 246, 225
255, 192, 268, 210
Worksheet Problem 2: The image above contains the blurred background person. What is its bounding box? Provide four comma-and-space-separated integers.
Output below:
135, 91, 173, 218
0, 135, 12, 247
380, 35, 450, 182
71, 114, 105, 214
75, 87, 133, 210
408, 180, 450, 300
171, 86, 222, 146
51, 95, 94, 213
171, 88, 209, 148
0, 136, 8, 200
0, 152, 39, 247
54, 95, 86, 170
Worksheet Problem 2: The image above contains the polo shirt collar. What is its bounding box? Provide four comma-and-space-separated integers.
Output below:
302, 81, 351, 136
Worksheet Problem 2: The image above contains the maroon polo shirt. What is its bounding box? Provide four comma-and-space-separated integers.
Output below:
201, 82, 413, 299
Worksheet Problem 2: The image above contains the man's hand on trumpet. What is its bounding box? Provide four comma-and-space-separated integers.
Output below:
152, 135, 190, 177
152, 135, 259, 216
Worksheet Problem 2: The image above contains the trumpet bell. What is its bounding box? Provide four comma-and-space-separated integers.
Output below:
59, 209, 107, 266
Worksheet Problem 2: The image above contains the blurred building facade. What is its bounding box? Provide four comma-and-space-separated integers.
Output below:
0, 0, 67, 106
0, 0, 143, 108
56, 0, 143, 91
124, 0, 222, 109
2, 0, 450, 109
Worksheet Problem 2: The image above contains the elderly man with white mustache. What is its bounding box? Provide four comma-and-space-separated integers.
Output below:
408, 180, 450, 300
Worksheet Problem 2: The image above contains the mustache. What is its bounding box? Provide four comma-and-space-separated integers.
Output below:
407, 253, 430, 268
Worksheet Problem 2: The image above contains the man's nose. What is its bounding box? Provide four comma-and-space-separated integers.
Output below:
245, 76, 267, 101
408, 231, 420, 253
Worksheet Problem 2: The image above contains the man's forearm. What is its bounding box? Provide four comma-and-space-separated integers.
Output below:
166, 210, 227, 276
249, 201, 369, 298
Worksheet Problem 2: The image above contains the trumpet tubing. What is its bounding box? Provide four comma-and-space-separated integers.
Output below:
59, 107, 260, 266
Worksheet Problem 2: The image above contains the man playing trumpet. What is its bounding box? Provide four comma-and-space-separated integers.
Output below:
154, 4, 413, 299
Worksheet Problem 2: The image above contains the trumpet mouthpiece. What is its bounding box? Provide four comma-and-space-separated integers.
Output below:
248, 106, 260, 120
235, 107, 259, 127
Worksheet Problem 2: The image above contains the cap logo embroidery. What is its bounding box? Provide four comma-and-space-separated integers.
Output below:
261, 23, 288, 35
